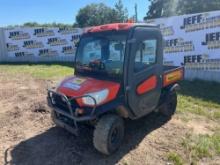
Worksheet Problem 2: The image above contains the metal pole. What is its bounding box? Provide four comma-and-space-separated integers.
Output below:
0, 28, 7, 62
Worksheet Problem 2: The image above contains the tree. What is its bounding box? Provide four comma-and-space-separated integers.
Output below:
23, 22, 40, 27
144, 0, 180, 19
23, 22, 73, 28
177, 0, 220, 15
75, 1, 129, 27
144, 0, 165, 20
144, 0, 220, 20
76, 3, 118, 27
114, 0, 128, 22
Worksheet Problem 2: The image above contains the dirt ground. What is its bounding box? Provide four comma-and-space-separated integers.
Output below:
0, 72, 219, 165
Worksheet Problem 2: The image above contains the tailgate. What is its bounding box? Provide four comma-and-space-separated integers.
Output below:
163, 66, 184, 87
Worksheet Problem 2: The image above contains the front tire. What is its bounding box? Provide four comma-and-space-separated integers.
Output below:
159, 91, 177, 117
93, 114, 124, 155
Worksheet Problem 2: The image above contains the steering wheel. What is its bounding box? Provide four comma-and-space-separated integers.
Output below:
89, 60, 106, 70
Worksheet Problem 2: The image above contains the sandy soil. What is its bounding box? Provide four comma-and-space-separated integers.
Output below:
0, 72, 218, 165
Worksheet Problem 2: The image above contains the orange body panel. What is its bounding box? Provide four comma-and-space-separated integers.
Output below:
57, 76, 120, 107
163, 68, 183, 87
136, 75, 157, 95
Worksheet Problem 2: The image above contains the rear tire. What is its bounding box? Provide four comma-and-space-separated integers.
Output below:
93, 114, 124, 155
159, 91, 177, 117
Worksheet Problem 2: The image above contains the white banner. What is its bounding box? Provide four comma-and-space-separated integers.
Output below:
2, 11, 220, 68
146, 10, 220, 70
4, 27, 83, 58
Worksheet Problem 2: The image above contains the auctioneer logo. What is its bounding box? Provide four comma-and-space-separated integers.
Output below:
62, 46, 75, 54
47, 37, 67, 46
34, 28, 54, 37
38, 49, 58, 57
71, 34, 81, 46
9, 31, 30, 40
180, 13, 220, 32
202, 32, 220, 49
14, 51, 34, 57
184, 54, 208, 64
23, 40, 44, 49
165, 38, 194, 53
58, 27, 79, 35
6, 43, 19, 52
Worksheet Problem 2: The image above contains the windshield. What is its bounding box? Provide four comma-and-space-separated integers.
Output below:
75, 32, 127, 79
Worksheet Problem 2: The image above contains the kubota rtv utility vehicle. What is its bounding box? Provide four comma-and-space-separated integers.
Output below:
47, 23, 184, 155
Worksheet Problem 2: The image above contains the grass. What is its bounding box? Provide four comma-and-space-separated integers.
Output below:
167, 152, 184, 165
177, 80, 220, 121
0, 64, 74, 79
0, 64, 219, 121
181, 132, 220, 162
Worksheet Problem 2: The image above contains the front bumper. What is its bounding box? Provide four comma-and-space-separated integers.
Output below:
47, 89, 97, 135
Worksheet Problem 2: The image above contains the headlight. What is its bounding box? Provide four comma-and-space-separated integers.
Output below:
82, 89, 109, 106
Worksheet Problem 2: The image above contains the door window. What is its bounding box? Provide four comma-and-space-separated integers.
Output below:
134, 39, 157, 72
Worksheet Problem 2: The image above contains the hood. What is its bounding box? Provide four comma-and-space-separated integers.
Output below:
57, 75, 120, 99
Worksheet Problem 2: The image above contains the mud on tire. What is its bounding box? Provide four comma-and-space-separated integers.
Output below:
93, 114, 124, 155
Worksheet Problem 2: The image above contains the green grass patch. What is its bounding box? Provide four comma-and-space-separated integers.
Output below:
179, 80, 220, 106
167, 152, 184, 165
181, 132, 220, 162
0, 64, 74, 79
177, 80, 220, 120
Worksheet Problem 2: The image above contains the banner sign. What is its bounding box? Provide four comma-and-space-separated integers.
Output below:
146, 10, 220, 69
4, 27, 82, 58
3, 10, 220, 68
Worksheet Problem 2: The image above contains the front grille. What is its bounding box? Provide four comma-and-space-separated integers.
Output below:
52, 94, 79, 114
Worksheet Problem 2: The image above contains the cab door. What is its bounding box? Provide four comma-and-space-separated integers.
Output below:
125, 27, 163, 118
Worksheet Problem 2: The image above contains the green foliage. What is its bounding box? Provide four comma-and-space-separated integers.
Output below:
0, 64, 74, 79
76, 1, 128, 27
177, 0, 220, 16
76, 3, 117, 27
145, 0, 165, 19
145, 0, 220, 19
114, 0, 128, 23
23, 22, 73, 28
167, 152, 184, 165
7, 22, 74, 28
182, 133, 220, 162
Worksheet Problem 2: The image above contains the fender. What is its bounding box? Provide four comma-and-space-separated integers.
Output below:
156, 83, 180, 112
